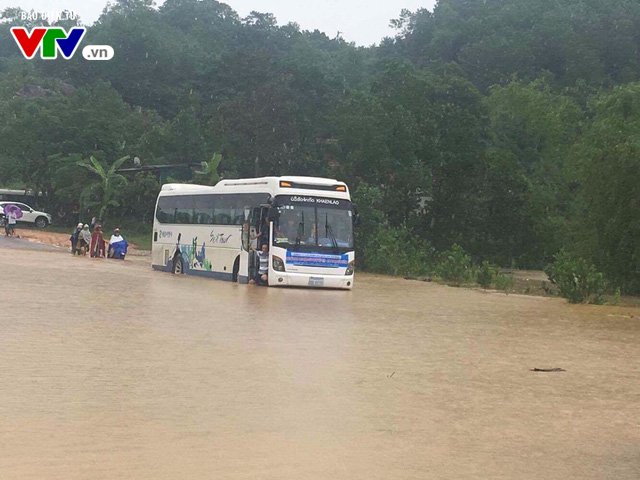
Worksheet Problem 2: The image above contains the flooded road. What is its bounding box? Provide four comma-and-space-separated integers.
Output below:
1, 247, 639, 479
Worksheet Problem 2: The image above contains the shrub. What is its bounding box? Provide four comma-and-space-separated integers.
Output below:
435, 244, 473, 285
541, 281, 554, 295
476, 260, 498, 289
610, 287, 621, 306
545, 250, 606, 304
363, 225, 435, 277
494, 273, 515, 293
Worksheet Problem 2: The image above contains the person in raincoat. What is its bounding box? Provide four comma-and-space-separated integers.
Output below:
107, 228, 128, 260
70, 222, 83, 254
90, 225, 105, 258
78, 224, 92, 255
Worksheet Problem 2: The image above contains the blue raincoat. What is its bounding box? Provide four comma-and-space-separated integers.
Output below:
109, 235, 128, 259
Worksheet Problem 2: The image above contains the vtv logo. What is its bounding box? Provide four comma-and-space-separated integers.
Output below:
11, 27, 86, 59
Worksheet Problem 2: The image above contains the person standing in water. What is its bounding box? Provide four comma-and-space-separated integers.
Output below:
249, 243, 269, 286
70, 222, 83, 254
79, 224, 92, 255
90, 225, 105, 258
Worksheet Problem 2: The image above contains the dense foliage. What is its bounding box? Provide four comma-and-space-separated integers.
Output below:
1, 0, 639, 293
545, 250, 606, 304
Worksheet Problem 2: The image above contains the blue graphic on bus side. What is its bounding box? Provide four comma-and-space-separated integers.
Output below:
286, 251, 348, 268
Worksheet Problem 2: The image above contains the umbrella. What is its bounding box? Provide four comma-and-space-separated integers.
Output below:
3, 204, 23, 219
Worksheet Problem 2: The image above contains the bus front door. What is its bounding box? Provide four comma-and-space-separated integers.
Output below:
247, 206, 269, 282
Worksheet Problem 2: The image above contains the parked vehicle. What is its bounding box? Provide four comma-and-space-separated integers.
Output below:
0, 201, 52, 228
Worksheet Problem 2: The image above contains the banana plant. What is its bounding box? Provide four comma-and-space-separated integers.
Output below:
195, 152, 222, 185
77, 155, 130, 223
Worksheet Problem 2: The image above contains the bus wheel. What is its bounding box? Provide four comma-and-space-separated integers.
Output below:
172, 255, 184, 274
232, 257, 240, 282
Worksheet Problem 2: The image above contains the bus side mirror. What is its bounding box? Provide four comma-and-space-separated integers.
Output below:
352, 203, 360, 227
267, 206, 280, 222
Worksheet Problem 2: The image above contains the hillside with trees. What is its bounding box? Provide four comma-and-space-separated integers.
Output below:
1, 0, 639, 294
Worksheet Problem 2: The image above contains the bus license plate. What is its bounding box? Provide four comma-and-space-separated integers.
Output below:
309, 277, 324, 287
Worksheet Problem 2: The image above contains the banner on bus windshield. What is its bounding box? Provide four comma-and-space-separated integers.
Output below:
286, 251, 349, 268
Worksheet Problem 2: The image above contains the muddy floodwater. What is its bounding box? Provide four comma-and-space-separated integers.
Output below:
1, 247, 639, 479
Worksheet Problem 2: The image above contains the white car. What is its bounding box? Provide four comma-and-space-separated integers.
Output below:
0, 201, 52, 228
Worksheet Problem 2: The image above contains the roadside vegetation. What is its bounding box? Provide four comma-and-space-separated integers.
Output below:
1, 0, 639, 302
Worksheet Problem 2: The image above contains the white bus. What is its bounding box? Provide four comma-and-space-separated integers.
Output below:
151, 176, 358, 289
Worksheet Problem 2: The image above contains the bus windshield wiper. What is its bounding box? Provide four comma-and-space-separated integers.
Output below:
325, 213, 339, 253
295, 211, 304, 248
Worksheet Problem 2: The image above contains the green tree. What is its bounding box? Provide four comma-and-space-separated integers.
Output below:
195, 152, 223, 185
77, 155, 130, 223
394, 0, 640, 91
483, 76, 582, 267
570, 83, 640, 292
337, 61, 487, 254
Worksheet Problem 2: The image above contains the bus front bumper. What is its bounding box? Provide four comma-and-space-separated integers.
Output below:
270, 271, 354, 289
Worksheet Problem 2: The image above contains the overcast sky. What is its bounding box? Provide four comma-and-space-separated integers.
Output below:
6, 0, 436, 45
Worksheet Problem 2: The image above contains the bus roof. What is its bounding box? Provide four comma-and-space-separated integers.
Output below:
218, 176, 340, 187
160, 176, 350, 199
160, 183, 214, 193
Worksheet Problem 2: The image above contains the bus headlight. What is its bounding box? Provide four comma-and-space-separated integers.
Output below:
346, 260, 355, 276
272, 255, 285, 272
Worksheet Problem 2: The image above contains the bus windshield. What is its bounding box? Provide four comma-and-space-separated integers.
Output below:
273, 195, 354, 252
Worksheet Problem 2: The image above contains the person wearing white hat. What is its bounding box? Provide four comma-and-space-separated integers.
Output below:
70, 222, 83, 255
107, 227, 128, 260
78, 224, 92, 255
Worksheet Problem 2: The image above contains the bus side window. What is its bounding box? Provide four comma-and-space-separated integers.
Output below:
213, 195, 228, 224
197, 213, 211, 224
194, 195, 214, 225
156, 197, 176, 223
174, 195, 194, 224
